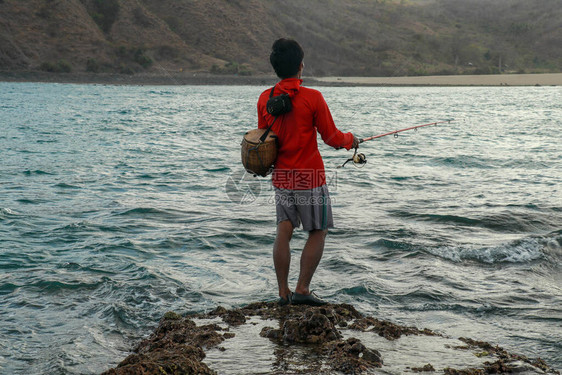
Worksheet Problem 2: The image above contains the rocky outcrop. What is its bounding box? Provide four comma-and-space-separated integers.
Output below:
101, 311, 223, 375
102, 302, 560, 375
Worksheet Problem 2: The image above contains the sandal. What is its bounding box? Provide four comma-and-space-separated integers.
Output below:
292, 291, 327, 306
278, 292, 293, 306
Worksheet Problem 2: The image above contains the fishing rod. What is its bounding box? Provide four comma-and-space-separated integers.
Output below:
339, 119, 455, 168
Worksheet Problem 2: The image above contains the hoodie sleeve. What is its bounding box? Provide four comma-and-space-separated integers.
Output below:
257, 95, 268, 129
314, 92, 354, 150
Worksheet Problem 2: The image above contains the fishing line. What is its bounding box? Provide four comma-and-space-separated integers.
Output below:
338, 119, 455, 168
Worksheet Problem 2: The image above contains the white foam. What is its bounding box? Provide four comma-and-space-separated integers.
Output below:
427, 237, 547, 264
0, 207, 17, 216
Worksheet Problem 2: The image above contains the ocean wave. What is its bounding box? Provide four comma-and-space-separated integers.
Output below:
27, 278, 109, 293
204, 166, 231, 173
0, 282, 18, 295
368, 238, 418, 251
148, 90, 175, 95
52, 221, 124, 235
54, 182, 81, 189
22, 169, 54, 176
425, 232, 561, 264
0, 207, 18, 218
392, 211, 480, 226
390, 210, 559, 233
542, 229, 562, 260
113, 207, 186, 219
430, 155, 495, 169
16, 197, 48, 204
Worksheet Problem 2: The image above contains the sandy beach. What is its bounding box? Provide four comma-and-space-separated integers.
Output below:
316, 73, 562, 86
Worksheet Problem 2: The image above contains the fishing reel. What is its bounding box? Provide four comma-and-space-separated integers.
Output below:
337, 119, 455, 170
338, 148, 367, 168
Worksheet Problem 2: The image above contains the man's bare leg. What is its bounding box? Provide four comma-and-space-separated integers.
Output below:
295, 229, 327, 295
273, 220, 294, 298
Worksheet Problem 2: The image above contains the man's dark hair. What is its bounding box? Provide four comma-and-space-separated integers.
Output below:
270, 38, 304, 79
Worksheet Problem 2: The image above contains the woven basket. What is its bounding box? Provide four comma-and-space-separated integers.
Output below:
241, 128, 278, 177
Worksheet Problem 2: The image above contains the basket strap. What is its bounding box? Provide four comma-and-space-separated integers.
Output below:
259, 116, 277, 143
258, 86, 278, 143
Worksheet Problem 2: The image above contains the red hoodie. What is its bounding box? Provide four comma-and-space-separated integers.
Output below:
257, 78, 354, 190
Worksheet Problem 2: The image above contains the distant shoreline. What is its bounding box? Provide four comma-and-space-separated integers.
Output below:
1, 71, 561, 87
0, 71, 279, 87
316, 73, 562, 86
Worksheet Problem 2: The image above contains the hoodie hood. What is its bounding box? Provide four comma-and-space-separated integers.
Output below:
275, 78, 302, 98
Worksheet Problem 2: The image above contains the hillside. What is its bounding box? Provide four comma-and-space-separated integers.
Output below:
0, 0, 561, 77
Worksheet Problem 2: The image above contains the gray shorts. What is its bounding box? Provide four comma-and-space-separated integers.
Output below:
274, 184, 334, 231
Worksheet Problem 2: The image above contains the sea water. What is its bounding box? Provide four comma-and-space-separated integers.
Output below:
0, 82, 560, 374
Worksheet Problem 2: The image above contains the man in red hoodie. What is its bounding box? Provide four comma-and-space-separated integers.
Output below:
257, 38, 359, 306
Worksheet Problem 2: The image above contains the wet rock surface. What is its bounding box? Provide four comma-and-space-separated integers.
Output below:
101, 313, 225, 375
281, 309, 342, 344
349, 315, 440, 340
103, 302, 560, 375
208, 305, 246, 326
443, 337, 560, 375
325, 337, 383, 374
412, 363, 437, 372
